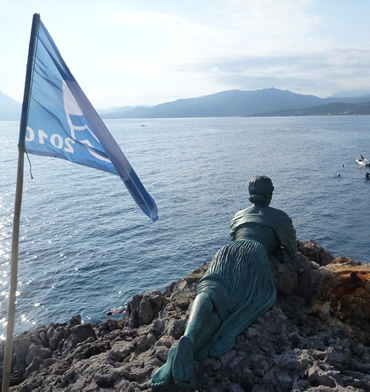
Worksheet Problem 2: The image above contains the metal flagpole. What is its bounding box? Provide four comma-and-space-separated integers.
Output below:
2, 13, 40, 392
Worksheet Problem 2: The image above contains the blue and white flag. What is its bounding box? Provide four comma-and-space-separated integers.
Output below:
20, 18, 158, 221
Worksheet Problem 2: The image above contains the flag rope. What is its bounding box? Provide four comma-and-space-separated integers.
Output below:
24, 148, 34, 179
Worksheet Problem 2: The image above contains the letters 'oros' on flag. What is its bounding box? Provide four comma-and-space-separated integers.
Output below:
21, 18, 158, 221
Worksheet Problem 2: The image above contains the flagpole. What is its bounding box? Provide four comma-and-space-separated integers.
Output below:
1, 150, 24, 392
2, 13, 40, 392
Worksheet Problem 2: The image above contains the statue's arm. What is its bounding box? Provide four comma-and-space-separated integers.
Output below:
279, 216, 298, 260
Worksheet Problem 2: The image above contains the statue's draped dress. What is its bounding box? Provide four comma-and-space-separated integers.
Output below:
196, 205, 297, 360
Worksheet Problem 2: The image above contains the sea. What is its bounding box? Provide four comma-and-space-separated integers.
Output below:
1, 116, 370, 339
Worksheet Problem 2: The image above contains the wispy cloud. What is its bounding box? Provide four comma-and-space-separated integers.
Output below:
164, 46, 370, 98
111, 11, 188, 28
2, 0, 370, 106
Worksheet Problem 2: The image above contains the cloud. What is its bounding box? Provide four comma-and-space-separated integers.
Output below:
199, 0, 324, 54
111, 11, 188, 28
3, 0, 370, 106
165, 47, 370, 97
71, 2, 370, 103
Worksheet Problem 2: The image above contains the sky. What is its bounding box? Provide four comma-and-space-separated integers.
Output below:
1, 0, 370, 109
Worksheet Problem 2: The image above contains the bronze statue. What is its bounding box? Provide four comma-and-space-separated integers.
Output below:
148, 176, 297, 389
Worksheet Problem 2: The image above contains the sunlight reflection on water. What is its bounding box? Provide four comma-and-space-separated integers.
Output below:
1, 116, 370, 338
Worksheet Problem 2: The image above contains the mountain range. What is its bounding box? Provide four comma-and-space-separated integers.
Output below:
101, 88, 370, 118
0, 91, 22, 121
1, 88, 370, 121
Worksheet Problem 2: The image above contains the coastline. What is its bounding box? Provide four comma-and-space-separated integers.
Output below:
1, 240, 370, 391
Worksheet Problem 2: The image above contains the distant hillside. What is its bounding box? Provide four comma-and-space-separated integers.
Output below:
0, 91, 135, 121
98, 105, 149, 117
330, 90, 370, 98
2, 87, 370, 121
97, 106, 139, 116
0, 91, 21, 120
101, 88, 370, 119
256, 101, 370, 117
101, 88, 325, 119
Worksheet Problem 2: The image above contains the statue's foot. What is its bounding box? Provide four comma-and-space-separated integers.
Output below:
148, 346, 177, 389
172, 336, 195, 388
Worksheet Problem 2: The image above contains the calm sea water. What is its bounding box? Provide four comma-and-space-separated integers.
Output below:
1, 116, 370, 338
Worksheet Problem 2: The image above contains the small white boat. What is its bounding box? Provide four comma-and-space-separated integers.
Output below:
356, 158, 370, 167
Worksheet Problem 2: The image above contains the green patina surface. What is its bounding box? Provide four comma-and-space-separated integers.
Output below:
148, 176, 297, 389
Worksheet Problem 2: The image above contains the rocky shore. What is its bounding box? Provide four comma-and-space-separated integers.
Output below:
1, 240, 370, 392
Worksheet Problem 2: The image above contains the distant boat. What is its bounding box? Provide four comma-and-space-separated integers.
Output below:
356, 157, 370, 167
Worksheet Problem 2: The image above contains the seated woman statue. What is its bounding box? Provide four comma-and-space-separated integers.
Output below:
148, 175, 297, 389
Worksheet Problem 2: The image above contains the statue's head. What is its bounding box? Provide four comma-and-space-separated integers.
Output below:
248, 176, 274, 206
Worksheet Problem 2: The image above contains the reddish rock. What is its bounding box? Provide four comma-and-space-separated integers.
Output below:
311, 257, 370, 328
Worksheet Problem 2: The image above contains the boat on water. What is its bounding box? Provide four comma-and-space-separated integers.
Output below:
356, 159, 370, 167
356, 155, 370, 167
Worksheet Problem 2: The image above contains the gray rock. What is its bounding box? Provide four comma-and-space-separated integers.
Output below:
13, 335, 32, 366
25, 356, 43, 376
297, 239, 335, 266
272, 260, 297, 294
123, 290, 166, 328
326, 346, 351, 367
1, 241, 370, 392
25, 344, 52, 366
48, 325, 67, 350
38, 329, 48, 348
164, 317, 186, 339
62, 324, 97, 354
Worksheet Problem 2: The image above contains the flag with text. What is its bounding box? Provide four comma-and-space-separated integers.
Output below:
21, 20, 158, 221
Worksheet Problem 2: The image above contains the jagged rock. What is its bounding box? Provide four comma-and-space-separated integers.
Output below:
164, 317, 187, 339
13, 335, 32, 367
1, 240, 370, 392
297, 239, 335, 266
37, 329, 48, 348
69, 315, 82, 327
25, 344, 52, 366
123, 289, 166, 328
48, 325, 67, 350
62, 324, 97, 354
